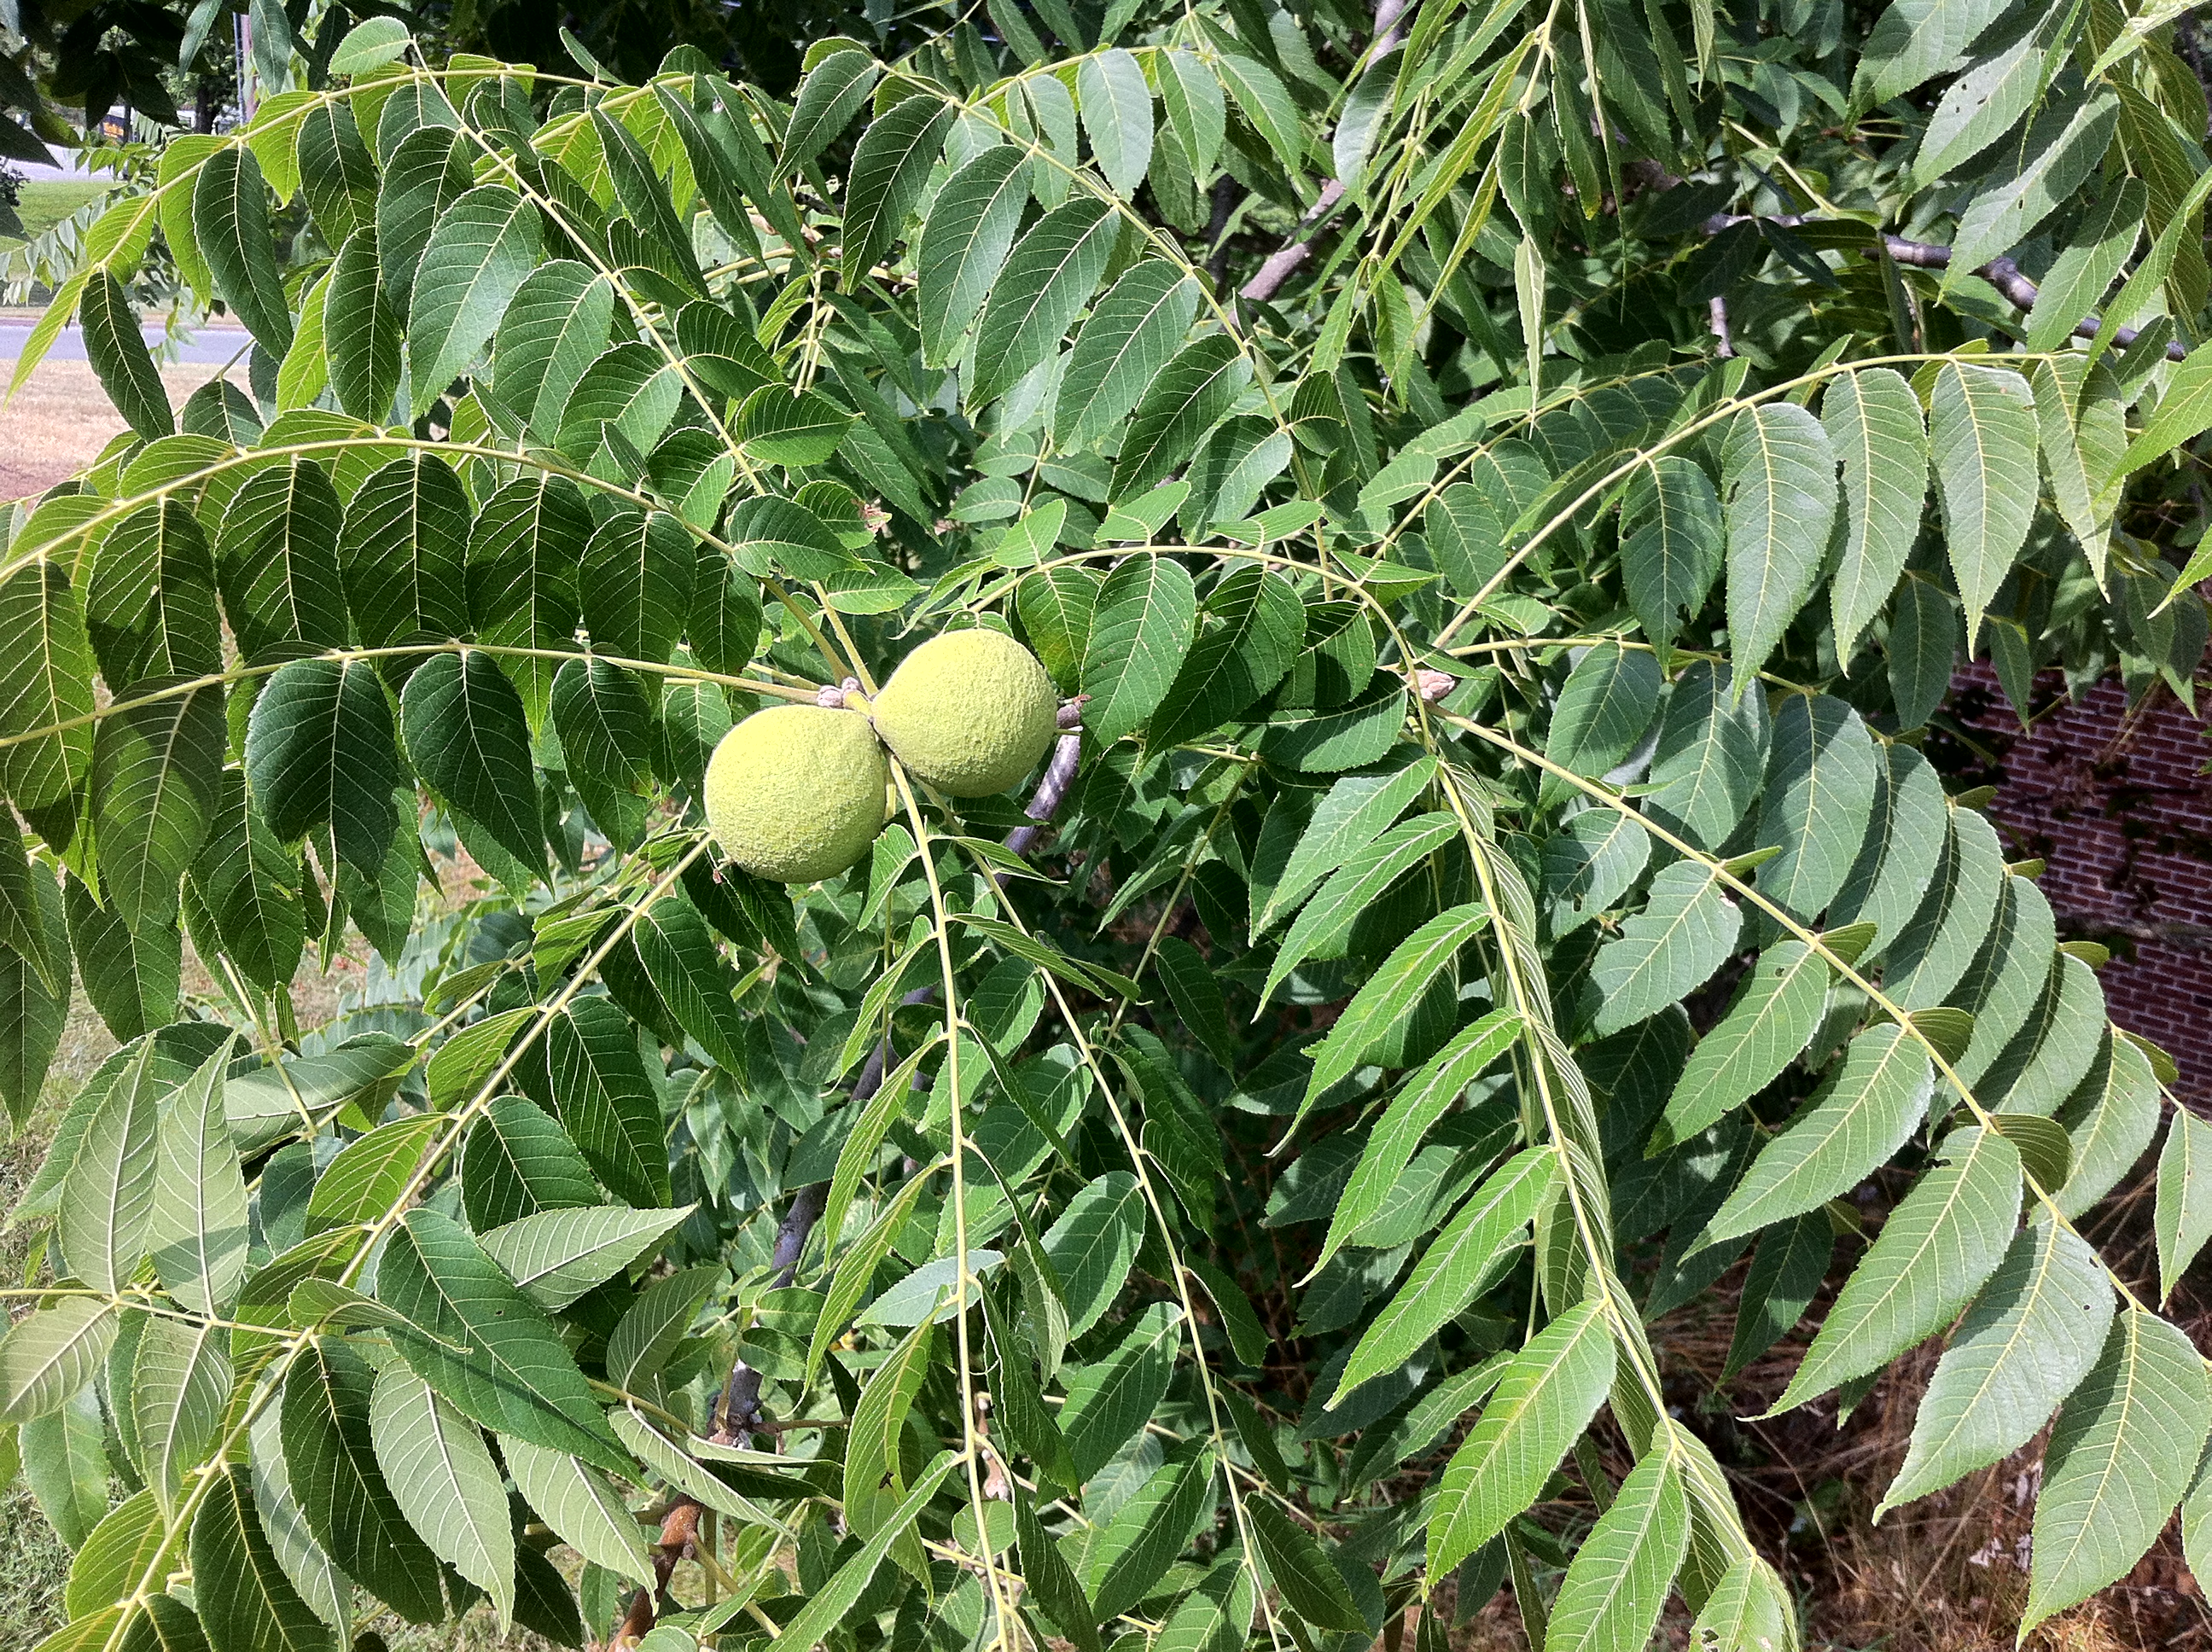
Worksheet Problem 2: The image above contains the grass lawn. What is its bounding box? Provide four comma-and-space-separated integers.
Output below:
0, 179, 110, 253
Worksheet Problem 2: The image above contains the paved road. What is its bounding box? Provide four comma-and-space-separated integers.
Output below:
15, 143, 109, 184
0, 319, 253, 364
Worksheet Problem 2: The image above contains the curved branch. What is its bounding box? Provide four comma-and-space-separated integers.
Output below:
1691, 202, 2191, 362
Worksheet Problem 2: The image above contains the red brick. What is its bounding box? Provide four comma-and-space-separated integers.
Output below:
1942, 664, 2212, 1101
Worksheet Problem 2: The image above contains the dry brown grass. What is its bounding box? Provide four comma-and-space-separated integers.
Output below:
0, 357, 227, 503
1627, 1181, 2210, 1652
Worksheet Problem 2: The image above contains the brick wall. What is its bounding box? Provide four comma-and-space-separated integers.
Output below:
1932, 664, 2212, 1101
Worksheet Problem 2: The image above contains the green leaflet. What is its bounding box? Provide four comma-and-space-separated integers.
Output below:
2028, 357, 2111, 577
0, 561, 101, 813
632, 897, 748, 1067
1721, 402, 1835, 687
1316, 1007, 1521, 1271
1724, 1209, 1833, 1378
1827, 743, 1947, 960
1264, 812, 1464, 1004
1883, 805, 2006, 1009
377, 1207, 631, 1474
1260, 759, 1438, 934
1619, 456, 1723, 649
1088, 1446, 1217, 1621
1945, 93, 2120, 286
462, 1096, 601, 1231
1295, 902, 1493, 1130
2024, 1308, 2212, 1635
1588, 859, 1742, 1038
408, 185, 544, 418
1749, 695, 1877, 934
400, 649, 544, 881
2058, 1033, 2162, 1219
131, 1314, 228, 1511
305, 1114, 445, 1236
1077, 49, 1155, 198
65, 1487, 166, 1616
1544, 643, 1662, 791
195, 145, 294, 356
1909, 14, 2050, 187
1333, 1147, 1557, 1405
767, 1453, 960, 1650
1248, 1493, 1365, 1632
1040, 1171, 1144, 1337
493, 262, 619, 439
216, 459, 351, 660
541, 997, 671, 1208
87, 680, 222, 933
147, 1039, 247, 1317
969, 196, 1120, 405
783, 49, 881, 177
1929, 361, 2037, 652
1061, 1300, 1181, 1481
606, 1265, 724, 1393
1877, 1219, 2111, 1515
369, 1364, 516, 1624
245, 658, 398, 875
341, 451, 473, 647
1542, 1449, 1690, 1652
1110, 334, 1251, 501
1823, 368, 1925, 664
1429, 1297, 1616, 1575
1654, 940, 1828, 1151
809, 1173, 934, 1387
479, 1204, 696, 1310
1216, 52, 1304, 178
58, 1036, 162, 1294
917, 146, 1031, 367
1688, 1555, 1796, 1652
191, 1465, 338, 1652
1644, 661, 1767, 852
1154, 1553, 1256, 1652
845, 1318, 934, 1562
82, 499, 218, 693
70, 868, 185, 1036
81, 270, 172, 440
1013, 1483, 1101, 1652
502, 1433, 655, 1587
282, 1335, 445, 1622
1082, 552, 1198, 746
841, 94, 956, 284
1157, 49, 1225, 178
1054, 261, 1202, 452
1543, 806, 1650, 934
2155, 1105, 2212, 1303
1703, 1025, 1933, 1245
1767, 1125, 2020, 1412
2028, 177, 2145, 353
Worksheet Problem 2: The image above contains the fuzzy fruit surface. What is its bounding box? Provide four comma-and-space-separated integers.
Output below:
703, 704, 888, 882
869, 629, 1058, 797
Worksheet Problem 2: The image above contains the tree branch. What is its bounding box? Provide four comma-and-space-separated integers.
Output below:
1694, 207, 2191, 362
1240, 179, 1348, 305
1239, 0, 1418, 305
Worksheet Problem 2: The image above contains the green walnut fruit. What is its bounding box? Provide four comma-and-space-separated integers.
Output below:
867, 629, 1059, 797
703, 704, 888, 883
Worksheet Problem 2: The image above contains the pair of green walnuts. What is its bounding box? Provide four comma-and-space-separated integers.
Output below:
704, 628, 1061, 883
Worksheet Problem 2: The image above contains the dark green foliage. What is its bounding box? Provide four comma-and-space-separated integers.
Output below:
3, 11, 2209, 1652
